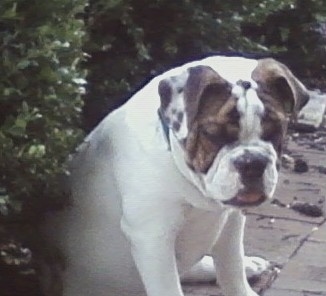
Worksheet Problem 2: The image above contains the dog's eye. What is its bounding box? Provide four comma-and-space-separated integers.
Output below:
201, 123, 220, 142
228, 108, 240, 124
202, 123, 219, 135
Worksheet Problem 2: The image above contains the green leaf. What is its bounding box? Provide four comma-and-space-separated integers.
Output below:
22, 101, 29, 113
0, 194, 9, 216
28, 144, 46, 158
15, 117, 27, 129
1, 2, 17, 19
8, 199, 22, 214
17, 60, 31, 70
280, 28, 290, 42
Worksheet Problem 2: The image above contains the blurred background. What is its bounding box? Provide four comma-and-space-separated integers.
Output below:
0, 0, 326, 295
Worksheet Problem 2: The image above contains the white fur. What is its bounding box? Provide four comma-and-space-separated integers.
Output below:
237, 88, 265, 142
42, 56, 278, 296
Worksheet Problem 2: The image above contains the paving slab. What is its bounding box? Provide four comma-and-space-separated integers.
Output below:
267, 239, 326, 293
310, 221, 326, 243
183, 283, 222, 296
244, 215, 316, 265
264, 288, 326, 296
263, 221, 326, 295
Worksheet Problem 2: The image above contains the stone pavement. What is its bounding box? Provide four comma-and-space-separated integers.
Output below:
183, 96, 326, 295
259, 139, 326, 296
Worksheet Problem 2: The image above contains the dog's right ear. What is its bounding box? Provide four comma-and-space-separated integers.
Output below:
183, 66, 231, 128
158, 66, 230, 137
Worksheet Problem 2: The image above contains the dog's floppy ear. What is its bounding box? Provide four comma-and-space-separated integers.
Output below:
158, 66, 230, 134
183, 66, 231, 128
252, 58, 309, 115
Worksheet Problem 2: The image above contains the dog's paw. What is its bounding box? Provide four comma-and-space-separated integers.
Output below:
246, 257, 280, 295
244, 256, 270, 280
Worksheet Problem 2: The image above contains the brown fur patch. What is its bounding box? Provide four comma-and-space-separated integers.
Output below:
260, 98, 287, 156
185, 91, 240, 173
183, 65, 239, 172
252, 59, 309, 115
184, 66, 231, 129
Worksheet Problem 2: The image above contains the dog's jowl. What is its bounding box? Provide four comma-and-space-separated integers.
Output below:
42, 56, 309, 296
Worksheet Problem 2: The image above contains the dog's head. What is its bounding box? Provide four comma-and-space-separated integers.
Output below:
158, 58, 309, 207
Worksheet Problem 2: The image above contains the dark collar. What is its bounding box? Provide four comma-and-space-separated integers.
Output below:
158, 109, 171, 150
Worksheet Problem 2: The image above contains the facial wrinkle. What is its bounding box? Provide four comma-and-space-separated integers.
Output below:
234, 86, 265, 143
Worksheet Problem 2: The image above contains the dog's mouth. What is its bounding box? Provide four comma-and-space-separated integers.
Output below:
223, 190, 267, 207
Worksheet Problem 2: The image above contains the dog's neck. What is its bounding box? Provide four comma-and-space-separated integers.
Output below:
169, 131, 226, 213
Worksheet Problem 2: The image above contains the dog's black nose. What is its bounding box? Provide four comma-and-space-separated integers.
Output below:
234, 152, 269, 179
236, 80, 252, 90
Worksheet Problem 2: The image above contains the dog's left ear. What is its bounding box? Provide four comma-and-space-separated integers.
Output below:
252, 58, 309, 115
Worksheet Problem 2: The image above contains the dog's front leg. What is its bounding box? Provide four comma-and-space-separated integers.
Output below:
211, 209, 258, 296
121, 212, 184, 296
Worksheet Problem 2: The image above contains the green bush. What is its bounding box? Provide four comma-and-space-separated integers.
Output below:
242, 0, 326, 81
0, 0, 87, 221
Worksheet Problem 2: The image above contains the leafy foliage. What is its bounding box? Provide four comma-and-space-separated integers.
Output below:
0, 0, 87, 220
242, 0, 326, 79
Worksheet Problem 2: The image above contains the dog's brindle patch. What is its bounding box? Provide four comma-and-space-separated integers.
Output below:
185, 89, 240, 172
252, 58, 308, 155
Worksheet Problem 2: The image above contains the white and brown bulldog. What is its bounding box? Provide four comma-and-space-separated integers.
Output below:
43, 56, 309, 296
